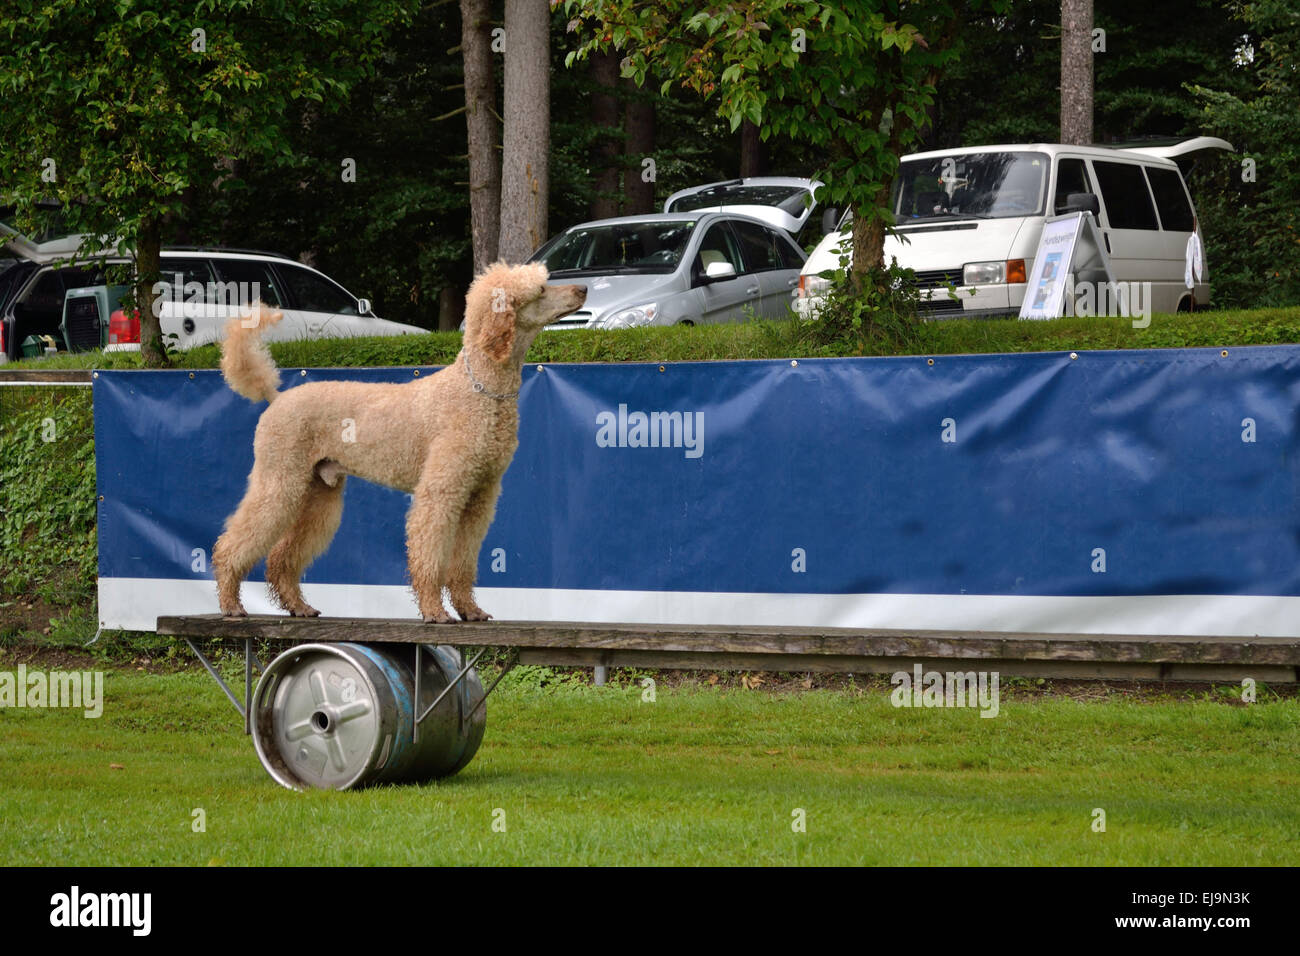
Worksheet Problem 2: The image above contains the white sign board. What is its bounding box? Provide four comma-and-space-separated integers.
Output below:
1020, 214, 1083, 320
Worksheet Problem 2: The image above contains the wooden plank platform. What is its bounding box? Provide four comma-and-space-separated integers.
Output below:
0, 368, 94, 385
156, 615, 1300, 682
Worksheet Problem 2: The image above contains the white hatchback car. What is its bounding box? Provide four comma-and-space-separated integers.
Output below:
0, 234, 423, 360
794, 138, 1231, 318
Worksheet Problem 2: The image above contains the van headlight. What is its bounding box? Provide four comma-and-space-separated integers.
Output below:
963, 259, 1027, 285
963, 261, 1006, 285
595, 303, 658, 329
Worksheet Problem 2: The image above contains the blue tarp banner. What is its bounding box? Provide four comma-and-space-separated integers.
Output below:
94, 348, 1300, 635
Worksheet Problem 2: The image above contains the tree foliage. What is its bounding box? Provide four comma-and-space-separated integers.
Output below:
562, 0, 1006, 290
1192, 0, 1300, 307
0, 0, 413, 362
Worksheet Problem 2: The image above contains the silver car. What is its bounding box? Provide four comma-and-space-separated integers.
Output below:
529, 212, 807, 330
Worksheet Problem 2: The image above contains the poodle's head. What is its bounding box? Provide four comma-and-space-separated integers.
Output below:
464, 262, 586, 363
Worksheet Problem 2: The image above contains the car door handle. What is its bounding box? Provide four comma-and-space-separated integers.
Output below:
786, 278, 798, 287
1103, 232, 1111, 254
746, 286, 760, 295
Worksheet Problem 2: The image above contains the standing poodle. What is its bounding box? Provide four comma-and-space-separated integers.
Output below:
212, 262, 585, 622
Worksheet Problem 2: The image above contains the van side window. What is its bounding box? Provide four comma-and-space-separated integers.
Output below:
1145, 167, 1196, 232
1053, 159, 1092, 214
1092, 161, 1159, 230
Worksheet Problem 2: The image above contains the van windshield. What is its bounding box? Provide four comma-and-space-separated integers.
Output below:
892, 151, 1048, 223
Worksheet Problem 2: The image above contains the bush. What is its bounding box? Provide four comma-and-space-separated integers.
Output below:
0, 388, 96, 607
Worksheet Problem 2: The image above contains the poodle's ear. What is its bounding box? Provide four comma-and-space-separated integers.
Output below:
478, 280, 516, 363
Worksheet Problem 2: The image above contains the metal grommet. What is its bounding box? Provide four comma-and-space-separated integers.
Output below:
790, 360, 798, 367
927, 358, 935, 366
1221, 349, 1229, 358
1070, 352, 1078, 360
92, 371, 99, 379
300, 369, 307, 377
659, 365, 666, 372
413, 369, 420, 377
537, 365, 544, 372
97, 495, 104, 502
188, 372, 195, 379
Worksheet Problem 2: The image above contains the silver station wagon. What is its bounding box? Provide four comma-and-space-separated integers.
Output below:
528, 211, 808, 330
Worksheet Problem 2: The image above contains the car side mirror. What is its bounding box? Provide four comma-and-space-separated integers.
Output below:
703, 261, 737, 282
357, 298, 372, 315
1064, 192, 1100, 217
821, 207, 840, 235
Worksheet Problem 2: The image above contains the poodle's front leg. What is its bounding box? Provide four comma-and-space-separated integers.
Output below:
406, 469, 472, 624
447, 480, 502, 622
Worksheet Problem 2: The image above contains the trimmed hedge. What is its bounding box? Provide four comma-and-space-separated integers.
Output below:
11, 306, 1300, 371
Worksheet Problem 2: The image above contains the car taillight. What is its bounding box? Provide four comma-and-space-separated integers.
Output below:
108, 308, 140, 344
0, 319, 6, 356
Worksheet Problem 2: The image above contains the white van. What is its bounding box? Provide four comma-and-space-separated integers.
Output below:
794, 138, 1231, 318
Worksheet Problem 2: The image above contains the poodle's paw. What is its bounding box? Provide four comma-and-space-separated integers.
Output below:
422, 610, 455, 624
457, 606, 492, 622
221, 602, 248, 618
288, 604, 321, 618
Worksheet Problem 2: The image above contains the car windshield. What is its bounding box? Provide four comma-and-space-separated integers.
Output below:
669, 184, 811, 216
535, 220, 697, 276
892, 151, 1048, 223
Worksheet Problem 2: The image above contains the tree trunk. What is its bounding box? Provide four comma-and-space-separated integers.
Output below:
739, 120, 766, 177
589, 50, 621, 220
622, 86, 655, 214
461, 0, 501, 272
849, 198, 890, 292
135, 215, 167, 367
1060, 0, 1094, 145
438, 285, 465, 331
497, 0, 550, 263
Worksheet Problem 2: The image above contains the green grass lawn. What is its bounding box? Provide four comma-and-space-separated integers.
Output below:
1, 664, 1296, 866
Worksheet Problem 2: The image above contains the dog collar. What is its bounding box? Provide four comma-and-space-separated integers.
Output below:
463, 353, 519, 401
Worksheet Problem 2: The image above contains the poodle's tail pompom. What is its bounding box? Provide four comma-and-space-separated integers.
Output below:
220, 302, 285, 403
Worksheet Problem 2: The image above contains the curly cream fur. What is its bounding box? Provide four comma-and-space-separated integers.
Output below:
211, 263, 585, 622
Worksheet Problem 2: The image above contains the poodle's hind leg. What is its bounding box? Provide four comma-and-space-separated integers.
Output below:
265, 476, 347, 617
447, 481, 502, 622
212, 467, 314, 617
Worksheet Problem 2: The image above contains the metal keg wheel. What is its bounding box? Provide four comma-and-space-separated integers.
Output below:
251, 642, 485, 791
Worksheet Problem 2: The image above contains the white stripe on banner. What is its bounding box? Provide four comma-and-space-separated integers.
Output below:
99, 577, 1300, 637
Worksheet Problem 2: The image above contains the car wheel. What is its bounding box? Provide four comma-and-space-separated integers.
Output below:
677, 319, 695, 327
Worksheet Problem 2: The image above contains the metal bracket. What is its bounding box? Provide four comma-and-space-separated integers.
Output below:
466, 647, 518, 724
412, 645, 517, 742
183, 637, 263, 735
414, 644, 488, 742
